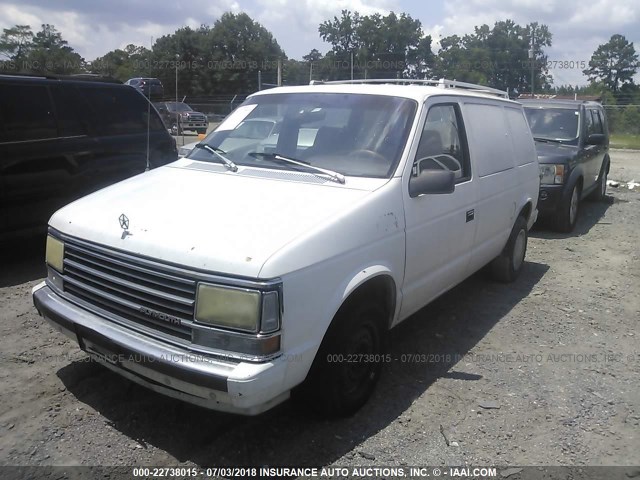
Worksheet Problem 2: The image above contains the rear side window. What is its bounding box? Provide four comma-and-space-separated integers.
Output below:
589, 109, 604, 134
0, 83, 57, 142
463, 103, 514, 177
78, 86, 163, 136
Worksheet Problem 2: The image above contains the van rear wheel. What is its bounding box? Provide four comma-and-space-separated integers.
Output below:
489, 215, 528, 283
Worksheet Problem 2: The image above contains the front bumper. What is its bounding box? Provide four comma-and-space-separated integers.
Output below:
32, 283, 289, 415
537, 184, 565, 216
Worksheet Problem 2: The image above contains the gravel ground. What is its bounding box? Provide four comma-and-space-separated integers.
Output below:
0, 150, 638, 471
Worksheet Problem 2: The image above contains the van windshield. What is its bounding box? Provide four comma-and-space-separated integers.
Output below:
524, 107, 580, 142
187, 92, 417, 178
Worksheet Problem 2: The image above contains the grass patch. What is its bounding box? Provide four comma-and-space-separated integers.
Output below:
610, 133, 640, 150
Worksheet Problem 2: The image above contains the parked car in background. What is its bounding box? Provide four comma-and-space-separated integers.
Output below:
0, 73, 178, 242
521, 99, 610, 232
154, 101, 208, 135
125, 77, 164, 98
33, 79, 539, 417
179, 118, 277, 157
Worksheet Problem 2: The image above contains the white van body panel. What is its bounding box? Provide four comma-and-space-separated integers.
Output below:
35, 83, 539, 415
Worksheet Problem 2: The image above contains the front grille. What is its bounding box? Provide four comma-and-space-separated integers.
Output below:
62, 239, 197, 340
187, 114, 206, 123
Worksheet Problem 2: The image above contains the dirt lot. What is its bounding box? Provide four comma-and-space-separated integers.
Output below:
0, 150, 638, 470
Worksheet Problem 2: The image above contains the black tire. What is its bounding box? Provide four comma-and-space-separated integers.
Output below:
489, 215, 528, 283
554, 182, 581, 233
295, 301, 387, 417
589, 160, 609, 201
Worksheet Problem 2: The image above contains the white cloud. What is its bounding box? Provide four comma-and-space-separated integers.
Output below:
431, 0, 640, 85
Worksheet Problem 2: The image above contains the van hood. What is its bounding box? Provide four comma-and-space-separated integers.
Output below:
49, 163, 373, 278
534, 140, 579, 164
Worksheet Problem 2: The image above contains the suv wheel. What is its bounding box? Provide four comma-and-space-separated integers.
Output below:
295, 300, 387, 417
555, 182, 581, 233
589, 160, 609, 202
489, 215, 528, 283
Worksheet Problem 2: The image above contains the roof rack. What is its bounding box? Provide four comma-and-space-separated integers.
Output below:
310, 78, 509, 98
0, 71, 121, 84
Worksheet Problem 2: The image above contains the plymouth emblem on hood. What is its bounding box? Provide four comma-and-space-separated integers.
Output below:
119, 214, 131, 239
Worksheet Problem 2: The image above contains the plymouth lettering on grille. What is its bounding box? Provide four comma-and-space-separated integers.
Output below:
139, 307, 182, 326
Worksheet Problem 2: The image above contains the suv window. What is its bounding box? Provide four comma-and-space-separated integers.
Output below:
79, 86, 160, 135
50, 85, 88, 137
413, 104, 469, 181
524, 107, 580, 142
0, 84, 57, 143
589, 109, 604, 135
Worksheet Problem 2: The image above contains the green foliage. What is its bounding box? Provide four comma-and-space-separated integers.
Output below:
583, 34, 639, 92
0, 25, 33, 63
434, 20, 552, 93
318, 9, 432, 79
90, 44, 152, 81
0, 24, 84, 74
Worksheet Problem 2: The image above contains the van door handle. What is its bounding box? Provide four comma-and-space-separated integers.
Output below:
466, 209, 475, 222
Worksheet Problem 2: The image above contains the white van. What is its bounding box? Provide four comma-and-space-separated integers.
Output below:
33, 79, 539, 417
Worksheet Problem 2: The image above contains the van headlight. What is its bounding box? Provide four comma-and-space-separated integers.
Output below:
45, 235, 65, 273
195, 283, 281, 333
539, 164, 565, 185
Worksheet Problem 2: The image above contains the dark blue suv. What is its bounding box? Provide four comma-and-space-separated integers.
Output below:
521, 99, 610, 232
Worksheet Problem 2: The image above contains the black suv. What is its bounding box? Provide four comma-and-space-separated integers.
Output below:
0, 74, 177, 241
521, 99, 610, 232
125, 77, 164, 98
154, 101, 208, 135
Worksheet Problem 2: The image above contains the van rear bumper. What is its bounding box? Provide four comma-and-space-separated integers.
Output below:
32, 282, 289, 415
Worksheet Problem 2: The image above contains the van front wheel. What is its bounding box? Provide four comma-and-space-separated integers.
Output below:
489, 215, 528, 283
295, 302, 387, 417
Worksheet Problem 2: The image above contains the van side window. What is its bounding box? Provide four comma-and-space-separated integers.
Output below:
413, 104, 469, 181
0, 84, 57, 143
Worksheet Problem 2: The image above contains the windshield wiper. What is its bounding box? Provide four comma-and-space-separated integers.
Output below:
195, 144, 238, 172
534, 137, 565, 144
249, 152, 345, 184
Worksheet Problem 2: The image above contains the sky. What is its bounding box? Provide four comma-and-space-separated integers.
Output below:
0, 0, 638, 86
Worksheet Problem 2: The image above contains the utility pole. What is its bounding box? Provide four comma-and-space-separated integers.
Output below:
175, 53, 179, 137
350, 52, 354, 80
529, 26, 535, 97
277, 58, 282, 86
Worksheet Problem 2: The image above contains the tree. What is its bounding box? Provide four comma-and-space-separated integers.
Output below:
24, 24, 85, 74
0, 25, 33, 63
152, 25, 209, 96
90, 44, 152, 81
202, 12, 285, 94
434, 20, 552, 93
583, 34, 639, 93
318, 10, 432, 79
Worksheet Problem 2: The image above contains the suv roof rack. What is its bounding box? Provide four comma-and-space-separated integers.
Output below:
0, 72, 121, 84
310, 78, 509, 98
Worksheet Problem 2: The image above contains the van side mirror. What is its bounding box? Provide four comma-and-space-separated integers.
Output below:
586, 133, 605, 145
409, 169, 455, 198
